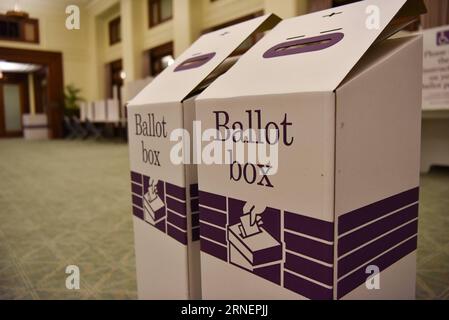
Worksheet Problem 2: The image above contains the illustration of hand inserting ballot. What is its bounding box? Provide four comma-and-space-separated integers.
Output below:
143, 178, 165, 225
228, 203, 282, 272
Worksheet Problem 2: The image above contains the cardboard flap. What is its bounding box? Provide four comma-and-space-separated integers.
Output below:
377, 0, 427, 43
129, 14, 280, 106
199, 0, 424, 99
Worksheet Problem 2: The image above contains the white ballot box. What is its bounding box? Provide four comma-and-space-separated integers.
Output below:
106, 99, 120, 123
196, 0, 425, 300
127, 14, 281, 300
79, 102, 88, 122
23, 114, 49, 140
93, 100, 107, 123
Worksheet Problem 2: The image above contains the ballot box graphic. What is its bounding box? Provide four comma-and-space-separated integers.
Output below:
143, 179, 165, 225
130, 171, 196, 245
199, 194, 284, 286
228, 224, 283, 280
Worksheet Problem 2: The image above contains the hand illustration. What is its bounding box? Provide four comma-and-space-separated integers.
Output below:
240, 203, 264, 238
147, 178, 159, 203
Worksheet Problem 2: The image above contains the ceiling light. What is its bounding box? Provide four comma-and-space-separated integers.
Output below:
0, 61, 41, 73
6, 2, 29, 19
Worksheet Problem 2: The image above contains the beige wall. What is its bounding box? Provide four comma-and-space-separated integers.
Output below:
0, 0, 308, 102
0, 0, 90, 100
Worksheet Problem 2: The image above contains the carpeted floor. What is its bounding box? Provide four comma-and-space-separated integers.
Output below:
0, 138, 448, 300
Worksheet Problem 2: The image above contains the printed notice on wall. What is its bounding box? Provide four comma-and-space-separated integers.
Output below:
421, 25, 449, 111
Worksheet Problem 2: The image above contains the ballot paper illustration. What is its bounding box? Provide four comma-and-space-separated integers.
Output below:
143, 178, 165, 225
227, 203, 282, 273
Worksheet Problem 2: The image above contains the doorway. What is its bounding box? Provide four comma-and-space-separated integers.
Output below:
0, 72, 30, 137
0, 47, 63, 139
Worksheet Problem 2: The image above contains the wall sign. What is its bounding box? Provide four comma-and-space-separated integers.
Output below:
422, 25, 449, 111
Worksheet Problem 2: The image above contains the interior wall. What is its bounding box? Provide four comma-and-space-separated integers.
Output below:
201, 0, 265, 31
422, 0, 449, 29
0, 0, 90, 103
98, 4, 122, 64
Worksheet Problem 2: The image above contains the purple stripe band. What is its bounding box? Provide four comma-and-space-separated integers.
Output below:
201, 237, 227, 262
339, 187, 419, 235
199, 191, 227, 212
130, 171, 142, 184
132, 194, 143, 208
254, 264, 281, 285
166, 182, 186, 201
284, 212, 334, 242
285, 253, 334, 286
190, 184, 199, 197
167, 224, 187, 245
132, 206, 144, 220
284, 231, 334, 264
166, 197, 186, 216
337, 236, 417, 299
338, 204, 418, 255
192, 213, 200, 227
200, 222, 227, 245
254, 245, 283, 266
131, 183, 142, 196
284, 271, 333, 300
192, 228, 200, 241
155, 219, 166, 233
338, 220, 418, 277
199, 206, 227, 228
167, 210, 187, 231
191, 198, 199, 212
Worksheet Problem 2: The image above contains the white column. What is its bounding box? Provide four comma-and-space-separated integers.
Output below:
264, 0, 308, 18
120, 0, 143, 83
28, 73, 36, 115
173, 0, 202, 58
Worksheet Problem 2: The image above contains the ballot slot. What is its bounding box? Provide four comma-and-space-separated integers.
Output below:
263, 32, 344, 58
174, 52, 217, 72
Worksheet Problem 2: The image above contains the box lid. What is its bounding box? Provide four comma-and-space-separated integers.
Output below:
198, 0, 426, 99
128, 14, 280, 107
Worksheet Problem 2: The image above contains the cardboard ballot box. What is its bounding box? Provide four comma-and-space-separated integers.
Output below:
126, 14, 281, 300
196, 0, 426, 300
23, 114, 49, 140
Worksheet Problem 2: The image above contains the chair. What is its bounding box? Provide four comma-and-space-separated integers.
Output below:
72, 116, 89, 139
63, 116, 78, 140
85, 119, 103, 140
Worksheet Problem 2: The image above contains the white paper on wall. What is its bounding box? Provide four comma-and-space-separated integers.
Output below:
421, 25, 449, 111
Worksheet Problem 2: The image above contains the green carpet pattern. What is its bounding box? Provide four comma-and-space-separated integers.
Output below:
0, 139, 448, 300
0, 139, 136, 299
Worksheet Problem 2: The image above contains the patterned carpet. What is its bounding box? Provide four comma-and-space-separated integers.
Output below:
0, 139, 448, 300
